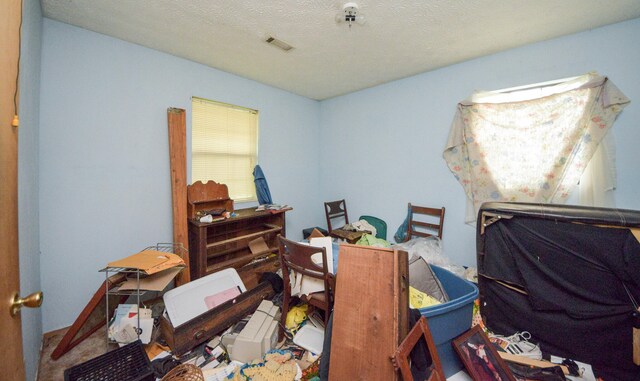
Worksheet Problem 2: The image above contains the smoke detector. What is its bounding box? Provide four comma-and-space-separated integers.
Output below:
336, 2, 366, 28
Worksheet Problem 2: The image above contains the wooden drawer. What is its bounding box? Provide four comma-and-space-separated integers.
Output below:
159, 281, 275, 356
237, 256, 280, 290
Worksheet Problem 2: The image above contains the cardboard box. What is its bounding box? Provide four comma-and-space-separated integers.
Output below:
118, 267, 183, 292
107, 250, 185, 275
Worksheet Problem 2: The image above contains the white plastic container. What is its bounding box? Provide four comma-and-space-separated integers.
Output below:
163, 268, 246, 327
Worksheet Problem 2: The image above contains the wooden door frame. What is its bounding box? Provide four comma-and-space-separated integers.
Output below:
0, 0, 26, 380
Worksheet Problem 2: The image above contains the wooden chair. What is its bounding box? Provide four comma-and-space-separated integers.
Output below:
393, 316, 446, 381
277, 235, 335, 337
324, 199, 349, 234
407, 204, 445, 240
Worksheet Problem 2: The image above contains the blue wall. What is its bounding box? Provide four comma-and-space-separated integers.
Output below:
320, 18, 640, 266
38, 16, 640, 335
39, 19, 322, 332
19, 0, 42, 379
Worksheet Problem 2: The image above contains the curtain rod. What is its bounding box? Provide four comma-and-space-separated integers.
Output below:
482, 73, 593, 95
465, 72, 602, 104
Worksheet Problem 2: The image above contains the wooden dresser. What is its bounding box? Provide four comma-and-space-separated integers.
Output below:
188, 207, 289, 289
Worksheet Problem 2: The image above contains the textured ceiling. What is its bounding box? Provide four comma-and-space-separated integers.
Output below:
42, 0, 640, 100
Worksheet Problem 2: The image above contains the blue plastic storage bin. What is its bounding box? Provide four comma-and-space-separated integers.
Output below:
418, 265, 479, 378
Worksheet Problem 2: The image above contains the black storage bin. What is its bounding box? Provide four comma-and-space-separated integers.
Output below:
64, 340, 154, 381
477, 202, 640, 381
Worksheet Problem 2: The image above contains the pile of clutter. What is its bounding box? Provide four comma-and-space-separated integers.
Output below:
64, 249, 326, 381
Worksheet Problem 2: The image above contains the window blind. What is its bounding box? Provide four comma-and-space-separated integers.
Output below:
192, 97, 258, 202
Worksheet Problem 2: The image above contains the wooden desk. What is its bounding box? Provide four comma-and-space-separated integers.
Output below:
188, 207, 290, 288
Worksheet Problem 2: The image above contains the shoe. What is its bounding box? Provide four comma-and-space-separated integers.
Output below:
489, 331, 542, 360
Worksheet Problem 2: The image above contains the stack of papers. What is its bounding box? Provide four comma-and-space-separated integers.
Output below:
293, 324, 325, 354
309, 236, 334, 274
255, 204, 291, 212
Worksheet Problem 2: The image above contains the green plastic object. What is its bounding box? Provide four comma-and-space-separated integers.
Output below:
358, 215, 387, 240
355, 233, 390, 248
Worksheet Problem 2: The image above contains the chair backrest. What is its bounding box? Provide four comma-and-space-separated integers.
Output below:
393, 316, 445, 381
407, 204, 445, 240
324, 199, 349, 233
277, 235, 331, 286
359, 215, 388, 240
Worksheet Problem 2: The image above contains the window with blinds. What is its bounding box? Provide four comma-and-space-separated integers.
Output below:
191, 97, 258, 202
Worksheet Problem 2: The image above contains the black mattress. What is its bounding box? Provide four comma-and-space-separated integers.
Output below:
477, 202, 640, 380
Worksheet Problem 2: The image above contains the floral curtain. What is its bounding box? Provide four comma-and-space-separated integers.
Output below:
443, 73, 630, 224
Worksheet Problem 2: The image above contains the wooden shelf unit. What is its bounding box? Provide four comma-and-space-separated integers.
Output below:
188, 207, 289, 288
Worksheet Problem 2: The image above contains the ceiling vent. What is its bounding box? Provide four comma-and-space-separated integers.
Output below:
265, 36, 294, 52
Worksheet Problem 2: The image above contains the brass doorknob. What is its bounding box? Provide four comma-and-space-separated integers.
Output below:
10, 291, 43, 317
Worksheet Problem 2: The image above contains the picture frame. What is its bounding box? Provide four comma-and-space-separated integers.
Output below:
452, 325, 516, 381
393, 316, 445, 381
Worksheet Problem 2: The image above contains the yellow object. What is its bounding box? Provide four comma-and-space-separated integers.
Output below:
285, 304, 308, 330
242, 351, 297, 381
409, 286, 441, 309
472, 298, 487, 330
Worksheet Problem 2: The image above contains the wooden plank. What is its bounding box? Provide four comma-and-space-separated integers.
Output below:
205, 225, 281, 249
207, 246, 278, 260
168, 108, 190, 284
329, 245, 408, 381
206, 252, 274, 274
394, 246, 409, 346
188, 207, 289, 227
412, 221, 440, 230
50, 274, 126, 360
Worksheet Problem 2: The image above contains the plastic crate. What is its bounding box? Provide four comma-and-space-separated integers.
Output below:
418, 265, 478, 378
64, 340, 154, 381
